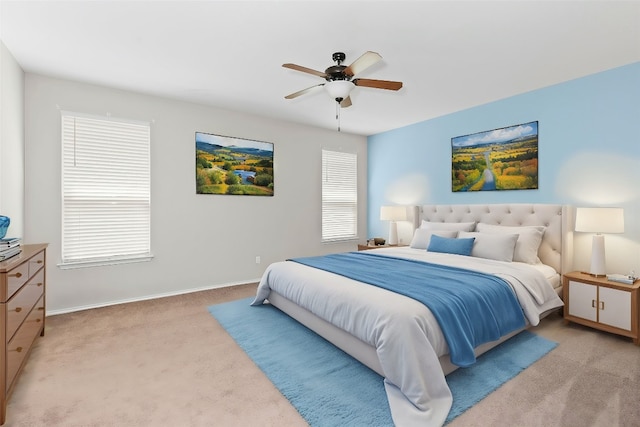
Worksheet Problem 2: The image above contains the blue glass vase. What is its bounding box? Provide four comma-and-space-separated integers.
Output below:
0, 216, 9, 239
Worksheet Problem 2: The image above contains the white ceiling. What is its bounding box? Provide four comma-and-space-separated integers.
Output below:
1, 0, 639, 136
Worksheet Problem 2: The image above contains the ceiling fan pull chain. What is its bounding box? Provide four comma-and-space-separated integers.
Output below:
336, 102, 341, 132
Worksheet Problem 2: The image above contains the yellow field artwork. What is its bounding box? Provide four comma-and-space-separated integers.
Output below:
451, 121, 538, 192
196, 132, 274, 196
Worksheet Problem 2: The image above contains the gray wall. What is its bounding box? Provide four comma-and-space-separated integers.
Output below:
23, 74, 367, 314
0, 41, 25, 238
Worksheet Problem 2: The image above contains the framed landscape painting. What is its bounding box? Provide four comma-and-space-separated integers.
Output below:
451, 121, 538, 192
196, 132, 274, 196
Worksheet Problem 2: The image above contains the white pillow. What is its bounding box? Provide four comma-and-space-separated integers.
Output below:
420, 220, 476, 232
475, 223, 546, 264
458, 231, 519, 262
409, 229, 458, 250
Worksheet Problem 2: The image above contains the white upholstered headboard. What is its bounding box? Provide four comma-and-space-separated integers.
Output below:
414, 204, 573, 274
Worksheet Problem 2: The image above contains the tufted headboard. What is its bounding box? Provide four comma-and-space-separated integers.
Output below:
414, 204, 573, 274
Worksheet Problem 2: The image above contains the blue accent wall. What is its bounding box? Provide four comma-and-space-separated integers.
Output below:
367, 62, 640, 244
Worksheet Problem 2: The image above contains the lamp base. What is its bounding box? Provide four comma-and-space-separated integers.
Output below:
589, 234, 606, 276
388, 221, 398, 246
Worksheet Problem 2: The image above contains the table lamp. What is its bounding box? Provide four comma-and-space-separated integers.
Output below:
380, 206, 407, 246
574, 207, 624, 276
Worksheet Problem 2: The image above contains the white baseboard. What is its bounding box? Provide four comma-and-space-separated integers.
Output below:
46, 278, 262, 317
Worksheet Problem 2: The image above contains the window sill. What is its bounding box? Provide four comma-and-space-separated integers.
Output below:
322, 237, 359, 244
58, 254, 154, 270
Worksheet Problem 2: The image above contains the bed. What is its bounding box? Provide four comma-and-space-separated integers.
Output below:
252, 204, 571, 426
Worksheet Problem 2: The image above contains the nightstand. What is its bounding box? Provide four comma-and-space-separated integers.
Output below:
357, 244, 403, 251
562, 271, 639, 345
358, 244, 388, 251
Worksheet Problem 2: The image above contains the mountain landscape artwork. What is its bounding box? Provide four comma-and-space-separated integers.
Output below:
451, 121, 538, 192
196, 132, 274, 196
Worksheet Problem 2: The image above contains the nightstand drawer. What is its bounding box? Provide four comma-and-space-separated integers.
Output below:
7, 269, 45, 341
599, 286, 631, 331
567, 281, 597, 321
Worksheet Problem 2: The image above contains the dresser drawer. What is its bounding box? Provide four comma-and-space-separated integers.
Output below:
6, 296, 44, 392
28, 251, 45, 278
6, 269, 45, 342
6, 262, 30, 299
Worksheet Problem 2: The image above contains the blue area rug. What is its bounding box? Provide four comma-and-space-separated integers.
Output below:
209, 298, 557, 426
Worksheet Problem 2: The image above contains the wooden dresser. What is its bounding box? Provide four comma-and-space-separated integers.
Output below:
0, 244, 47, 425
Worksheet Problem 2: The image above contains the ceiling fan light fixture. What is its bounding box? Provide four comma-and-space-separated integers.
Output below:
324, 80, 355, 102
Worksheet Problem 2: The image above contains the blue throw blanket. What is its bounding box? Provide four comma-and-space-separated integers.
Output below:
289, 251, 525, 367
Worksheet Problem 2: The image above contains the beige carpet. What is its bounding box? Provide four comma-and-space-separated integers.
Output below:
7, 283, 640, 426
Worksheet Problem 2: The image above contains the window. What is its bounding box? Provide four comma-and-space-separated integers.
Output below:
321, 149, 357, 242
60, 111, 152, 268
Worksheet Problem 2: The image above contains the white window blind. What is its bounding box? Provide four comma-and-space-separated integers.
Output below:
322, 149, 357, 242
61, 112, 152, 268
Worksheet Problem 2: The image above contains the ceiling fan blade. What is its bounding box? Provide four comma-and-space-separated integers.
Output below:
284, 84, 324, 99
343, 51, 382, 77
353, 78, 403, 91
282, 63, 327, 78
340, 96, 352, 108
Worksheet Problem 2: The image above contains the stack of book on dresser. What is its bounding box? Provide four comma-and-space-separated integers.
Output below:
0, 238, 21, 261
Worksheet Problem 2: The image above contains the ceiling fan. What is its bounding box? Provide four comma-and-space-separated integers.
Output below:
283, 51, 403, 108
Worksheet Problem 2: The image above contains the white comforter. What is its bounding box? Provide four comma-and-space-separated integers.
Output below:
252, 247, 564, 427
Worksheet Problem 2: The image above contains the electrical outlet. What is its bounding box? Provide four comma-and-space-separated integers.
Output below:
255, 256, 261, 264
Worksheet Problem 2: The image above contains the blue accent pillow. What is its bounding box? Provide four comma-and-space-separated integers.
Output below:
427, 235, 475, 256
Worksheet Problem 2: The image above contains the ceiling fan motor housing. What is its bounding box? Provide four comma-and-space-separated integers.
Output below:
325, 65, 349, 81
325, 52, 350, 81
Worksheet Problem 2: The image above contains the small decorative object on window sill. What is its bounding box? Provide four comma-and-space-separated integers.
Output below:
0, 216, 9, 239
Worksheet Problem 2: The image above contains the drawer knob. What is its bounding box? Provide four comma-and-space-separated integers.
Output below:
14, 307, 22, 313
15, 346, 23, 353
37, 282, 43, 287
37, 260, 43, 264
9, 272, 22, 278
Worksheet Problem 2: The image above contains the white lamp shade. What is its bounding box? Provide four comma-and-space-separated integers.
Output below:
325, 80, 355, 100
380, 206, 407, 221
575, 207, 624, 233
575, 207, 624, 276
